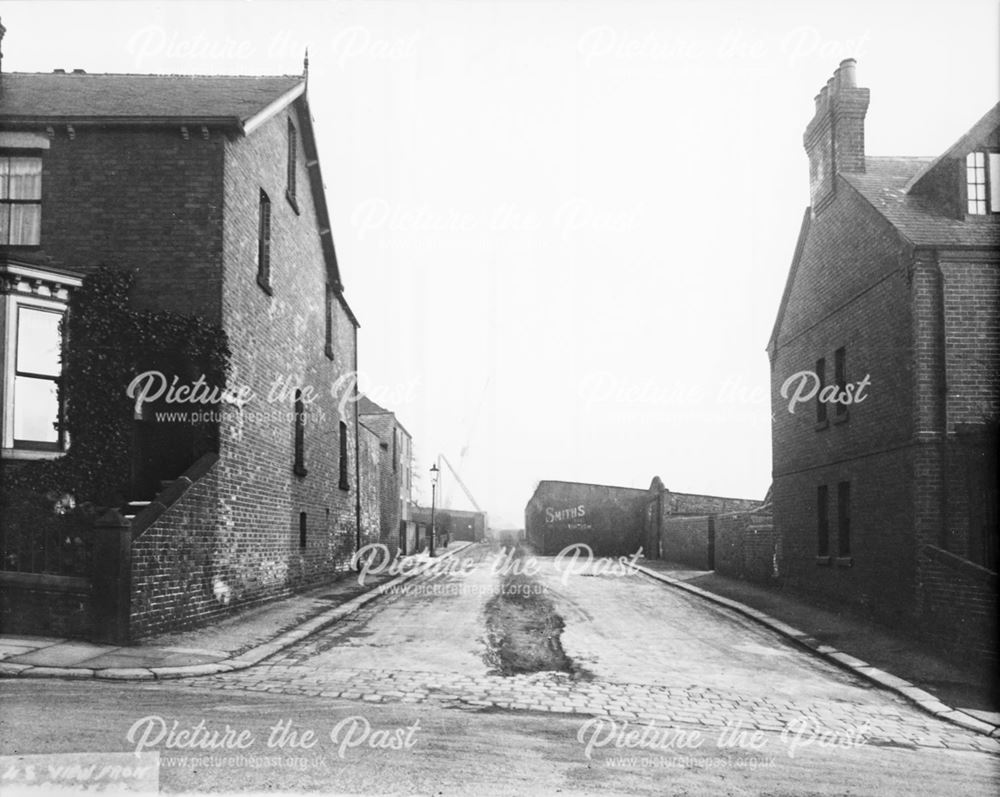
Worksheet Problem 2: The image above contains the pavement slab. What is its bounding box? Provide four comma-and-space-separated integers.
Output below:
9, 641, 113, 668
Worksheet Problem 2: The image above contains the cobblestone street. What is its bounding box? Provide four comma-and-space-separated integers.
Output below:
181, 546, 1000, 756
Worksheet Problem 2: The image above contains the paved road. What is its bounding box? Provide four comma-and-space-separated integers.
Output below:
187, 545, 997, 754
2, 544, 998, 795
3, 679, 997, 796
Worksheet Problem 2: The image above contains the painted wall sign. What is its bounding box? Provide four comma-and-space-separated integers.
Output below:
545, 505, 586, 524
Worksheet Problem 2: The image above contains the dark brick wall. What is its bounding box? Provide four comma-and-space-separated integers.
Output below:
714, 513, 779, 584
774, 449, 915, 622
525, 481, 647, 556
659, 511, 777, 581
771, 180, 917, 623
917, 547, 998, 664
939, 257, 1000, 559
0, 576, 92, 638
772, 166, 998, 659
940, 258, 1000, 430
35, 125, 225, 319
665, 492, 762, 516
659, 516, 712, 570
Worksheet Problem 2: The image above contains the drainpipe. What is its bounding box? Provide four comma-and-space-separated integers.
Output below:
353, 323, 362, 567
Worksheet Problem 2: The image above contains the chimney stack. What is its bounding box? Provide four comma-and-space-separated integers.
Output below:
803, 59, 870, 210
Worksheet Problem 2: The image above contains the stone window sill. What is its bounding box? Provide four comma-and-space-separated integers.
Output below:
2, 447, 66, 461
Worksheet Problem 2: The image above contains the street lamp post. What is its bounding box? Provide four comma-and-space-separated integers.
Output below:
429, 463, 439, 558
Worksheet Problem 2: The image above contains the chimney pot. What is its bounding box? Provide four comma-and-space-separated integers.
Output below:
838, 58, 857, 89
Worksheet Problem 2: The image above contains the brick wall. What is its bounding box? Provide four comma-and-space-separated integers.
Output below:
714, 513, 778, 584
525, 481, 647, 556
359, 422, 382, 550
660, 516, 712, 569
216, 101, 359, 590
37, 126, 225, 319
938, 256, 1000, 558
771, 180, 917, 623
665, 492, 761, 516
774, 447, 915, 623
125, 102, 360, 637
130, 461, 229, 637
917, 546, 998, 664
659, 511, 777, 582
940, 257, 1000, 431
0, 575, 92, 638
358, 411, 405, 556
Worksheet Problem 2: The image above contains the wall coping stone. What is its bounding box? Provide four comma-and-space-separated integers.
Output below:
131, 452, 219, 538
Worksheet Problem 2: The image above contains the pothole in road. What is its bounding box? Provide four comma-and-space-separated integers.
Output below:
482, 552, 575, 677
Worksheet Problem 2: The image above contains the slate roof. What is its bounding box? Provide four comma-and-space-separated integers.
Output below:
356, 396, 411, 437
357, 396, 391, 416
0, 72, 303, 124
0, 69, 355, 300
907, 103, 1000, 194
843, 156, 1000, 248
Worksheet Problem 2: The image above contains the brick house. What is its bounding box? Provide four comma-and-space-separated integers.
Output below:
358, 420, 383, 551
357, 396, 412, 556
768, 60, 999, 662
0, 27, 366, 640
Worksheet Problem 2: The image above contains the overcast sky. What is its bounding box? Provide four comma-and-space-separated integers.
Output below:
5, 0, 997, 527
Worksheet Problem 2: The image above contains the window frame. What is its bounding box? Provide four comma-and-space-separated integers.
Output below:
257, 189, 272, 295
324, 283, 334, 360
293, 389, 307, 477
834, 346, 848, 421
0, 150, 44, 248
816, 484, 830, 563
286, 119, 299, 214
965, 150, 1000, 215
12, 304, 64, 451
815, 356, 828, 428
1, 264, 81, 461
338, 420, 349, 491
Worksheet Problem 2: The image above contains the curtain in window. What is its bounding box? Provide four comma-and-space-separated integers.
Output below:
0, 158, 42, 245
7, 158, 42, 199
